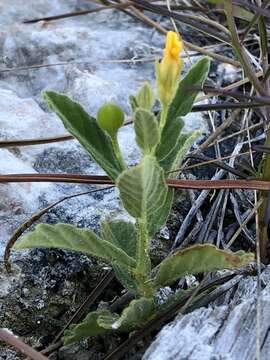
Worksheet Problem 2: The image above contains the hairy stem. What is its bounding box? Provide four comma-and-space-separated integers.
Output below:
160, 104, 168, 130
135, 218, 152, 297
111, 134, 126, 171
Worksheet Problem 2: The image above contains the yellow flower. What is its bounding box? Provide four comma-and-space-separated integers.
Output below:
163, 31, 183, 63
156, 31, 184, 106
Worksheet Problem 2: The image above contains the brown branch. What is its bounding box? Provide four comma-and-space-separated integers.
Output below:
0, 329, 48, 360
1, 173, 270, 191
0, 134, 73, 148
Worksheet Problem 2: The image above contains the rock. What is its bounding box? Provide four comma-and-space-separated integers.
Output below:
144, 267, 270, 360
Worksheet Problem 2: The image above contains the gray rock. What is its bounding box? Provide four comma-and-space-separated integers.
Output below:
144, 267, 270, 360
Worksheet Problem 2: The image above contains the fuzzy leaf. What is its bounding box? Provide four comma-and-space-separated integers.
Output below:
113, 265, 139, 294
117, 156, 168, 222
153, 244, 254, 288
97, 313, 120, 330
156, 113, 198, 174
101, 220, 139, 293
134, 109, 160, 154
149, 188, 174, 237
167, 57, 210, 119
101, 220, 137, 258
98, 298, 155, 331
44, 91, 123, 180
13, 223, 136, 268
64, 309, 110, 345
155, 117, 185, 172
169, 130, 199, 178
136, 82, 155, 111
129, 95, 139, 113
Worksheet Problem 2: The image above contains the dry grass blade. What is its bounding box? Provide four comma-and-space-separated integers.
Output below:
23, 3, 131, 23
129, 0, 230, 43
186, 153, 247, 178
193, 86, 270, 105
225, 198, 263, 249
192, 101, 268, 112
233, 0, 270, 19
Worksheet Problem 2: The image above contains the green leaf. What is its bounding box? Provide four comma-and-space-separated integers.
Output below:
129, 95, 139, 113
155, 114, 198, 174
169, 130, 199, 178
136, 82, 155, 111
153, 244, 254, 288
13, 223, 136, 268
101, 220, 139, 293
149, 188, 174, 237
167, 57, 210, 119
43, 91, 123, 180
64, 299, 155, 344
98, 298, 155, 331
155, 117, 185, 172
134, 109, 160, 154
101, 220, 137, 258
117, 156, 168, 221
97, 313, 120, 330
64, 309, 110, 345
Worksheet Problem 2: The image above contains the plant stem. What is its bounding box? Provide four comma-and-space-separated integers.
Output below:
257, 7, 270, 263
224, 1, 264, 95
160, 104, 168, 130
257, 126, 270, 263
225, 0, 269, 262
111, 134, 126, 171
135, 218, 152, 297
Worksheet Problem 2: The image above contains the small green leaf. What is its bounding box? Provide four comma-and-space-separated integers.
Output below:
134, 109, 160, 154
167, 57, 210, 119
13, 223, 136, 268
155, 117, 185, 172
97, 313, 120, 330
153, 244, 254, 288
169, 130, 199, 178
129, 95, 139, 113
155, 114, 198, 174
64, 309, 110, 345
136, 82, 155, 111
117, 156, 168, 221
149, 188, 174, 237
101, 220, 139, 293
99, 298, 155, 331
43, 91, 123, 180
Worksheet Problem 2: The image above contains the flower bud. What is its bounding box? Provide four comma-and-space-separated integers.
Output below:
97, 102, 125, 137
156, 31, 184, 106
